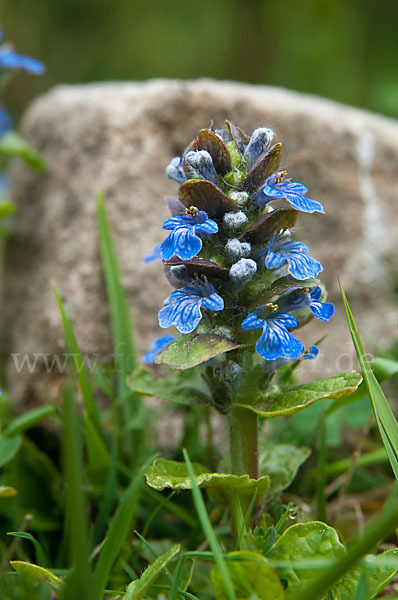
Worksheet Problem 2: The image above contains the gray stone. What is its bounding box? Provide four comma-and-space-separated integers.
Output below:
3, 79, 398, 405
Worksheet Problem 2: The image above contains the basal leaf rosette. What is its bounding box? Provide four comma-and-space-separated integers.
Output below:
145, 458, 270, 505
211, 551, 285, 600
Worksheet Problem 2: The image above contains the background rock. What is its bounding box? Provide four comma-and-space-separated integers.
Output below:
2, 79, 397, 404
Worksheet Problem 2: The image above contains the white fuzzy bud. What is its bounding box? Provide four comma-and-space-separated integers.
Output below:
228, 191, 249, 209
223, 211, 248, 232
244, 127, 274, 169
225, 238, 251, 260
229, 258, 257, 285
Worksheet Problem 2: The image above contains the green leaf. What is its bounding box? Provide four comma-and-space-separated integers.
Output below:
270, 522, 346, 600
145, 458, 270, 505
211, 551, 285, 599
237, 371, 362, 418
0, 131, 46, 170
0, 486, 17, 497
340, 283, 398, 479
0, 434, 22, 467
327, 355, 398, 416
371, 357, 398, 380
123, 544, 180, 599
0, 202, 15, 217
127, 366, 211, 405
259, 443, 311, 495
4, 405, 56, 437
156, 333, 242, 370
334, 549, 398, 599
10, 561, 62, 588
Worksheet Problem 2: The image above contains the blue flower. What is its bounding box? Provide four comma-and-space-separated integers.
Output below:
142, 243, 162, 264
241, 309, 304, 361
0, 31, 44, 74
160, 206, 218, 261
279, 286, 334, 321
165, 156, 186, 184
142, 334, 175, 363
159, 279, 224, 334
254, 171, 324, 214
265, 237, 323, 280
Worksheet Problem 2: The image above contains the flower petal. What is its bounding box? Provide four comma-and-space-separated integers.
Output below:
310, 300, 335, 322
286, 252, 323, 280
142, 334, 175, 363
201, 291, 224, 312
166, 156, 186, 184
265, 247, 286, 270
256, 322, 304, 360
195, 218, 219, 234
142, 244, 162, 264
160, 226, 202, 260
241, 312, 265, 331
284, 192, 325, 214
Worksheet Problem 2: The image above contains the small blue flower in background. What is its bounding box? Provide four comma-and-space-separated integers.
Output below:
265, 236, 323, 280
165, 156, 186, 184
0, 105, 12, 135
159, 278, 224, 334
241, 308, 304, 361
142, 334, 175, 363
279, 285, 335, 322
142, 243, 162, 264
160, 206, 218, 260
0, 30, 44, 75
254, 171, 324, 214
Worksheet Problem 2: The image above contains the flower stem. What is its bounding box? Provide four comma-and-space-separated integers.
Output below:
228, 405, 258, 479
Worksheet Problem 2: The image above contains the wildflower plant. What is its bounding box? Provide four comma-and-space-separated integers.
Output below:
132, 122, 363, 522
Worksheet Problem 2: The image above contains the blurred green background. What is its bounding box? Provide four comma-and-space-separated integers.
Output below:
1, 0, 397, 119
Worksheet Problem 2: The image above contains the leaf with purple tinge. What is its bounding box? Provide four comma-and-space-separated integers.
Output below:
195, 128, 232, 174
242, 143, 282, 192
179, 179, 237, 218
241, 208, 297, 244
163, 256, 230, 280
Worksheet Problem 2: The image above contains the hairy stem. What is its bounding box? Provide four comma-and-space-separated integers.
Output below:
228, 405, 258, 479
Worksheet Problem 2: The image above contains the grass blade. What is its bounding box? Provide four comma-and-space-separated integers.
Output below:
182, 449, 236, 600
96, 192, 137, 407
53, 283, 101, 430
62, 383, 95, 600
53, 284, 110, 475
340, 282, 398, 479
92, 457, 153, 597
